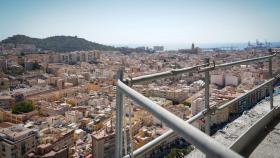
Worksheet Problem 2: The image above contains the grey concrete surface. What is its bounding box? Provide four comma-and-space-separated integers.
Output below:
185, 94, 280, 158
247, 117, 280, 158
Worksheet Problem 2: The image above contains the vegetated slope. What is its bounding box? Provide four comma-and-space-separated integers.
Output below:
1, 35, 115, 52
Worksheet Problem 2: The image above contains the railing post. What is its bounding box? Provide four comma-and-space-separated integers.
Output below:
115, 69, 124, 158
269, 56, 273, 109
204, 58, 211, 135
118, 80, 244, 158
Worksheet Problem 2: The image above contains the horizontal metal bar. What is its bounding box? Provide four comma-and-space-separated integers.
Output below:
215, 54, 275, 69
130, 74, 280, 158
120, 55, 277, 157
123, 109, 206, 158
124, 54, 276, 85
218, 77, 275, 111
199, 54, 276, 73
118, 80, 243, 158
124, 64, 208, 85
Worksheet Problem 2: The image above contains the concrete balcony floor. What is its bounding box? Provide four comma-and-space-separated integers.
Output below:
186, 94, 280, 158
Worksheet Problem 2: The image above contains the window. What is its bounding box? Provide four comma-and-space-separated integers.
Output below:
1, 144, 5, 152
21, 142, 26, 155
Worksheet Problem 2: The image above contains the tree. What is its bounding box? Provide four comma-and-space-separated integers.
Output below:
66, 99, 76, 107
20, 52, 25, 56
164, 146, 194, 158
5, 66, 24, 76
12, 101, 35, 114
183, 101, 191, 107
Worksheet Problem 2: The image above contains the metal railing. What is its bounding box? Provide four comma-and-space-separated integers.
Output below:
115, 53, 277, 158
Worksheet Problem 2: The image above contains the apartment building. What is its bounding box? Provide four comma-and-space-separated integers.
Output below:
0, 123, 39, 158
91, 126, 115, 158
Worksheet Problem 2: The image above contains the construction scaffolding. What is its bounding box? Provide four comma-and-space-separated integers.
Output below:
115, 53, 277, 158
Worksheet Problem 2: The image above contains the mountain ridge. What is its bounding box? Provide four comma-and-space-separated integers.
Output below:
1, 34, 115, 52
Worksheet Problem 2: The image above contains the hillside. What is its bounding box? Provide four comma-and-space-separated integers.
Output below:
1, 35, 115, 52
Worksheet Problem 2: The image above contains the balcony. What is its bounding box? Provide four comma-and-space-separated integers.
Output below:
115, 53, 279, 158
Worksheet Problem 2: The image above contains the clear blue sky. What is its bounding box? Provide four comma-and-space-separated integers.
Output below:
0, 0, 279, 47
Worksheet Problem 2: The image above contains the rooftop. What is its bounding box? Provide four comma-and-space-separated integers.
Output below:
92, 126, 115, 140
0, 122, 14, 128
0, 124, 35, 142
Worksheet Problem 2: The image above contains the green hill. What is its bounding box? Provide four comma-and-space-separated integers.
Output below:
1, 35, 115, 52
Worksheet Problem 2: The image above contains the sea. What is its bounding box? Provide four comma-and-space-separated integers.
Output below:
114, 42, 280, 51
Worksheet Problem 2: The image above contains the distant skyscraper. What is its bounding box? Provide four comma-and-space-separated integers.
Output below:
191, 43, 195, 50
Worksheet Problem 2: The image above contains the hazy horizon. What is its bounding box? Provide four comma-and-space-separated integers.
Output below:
1, 0, 280, 47
2, 34, 280, 50
113, 41, 280, 50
